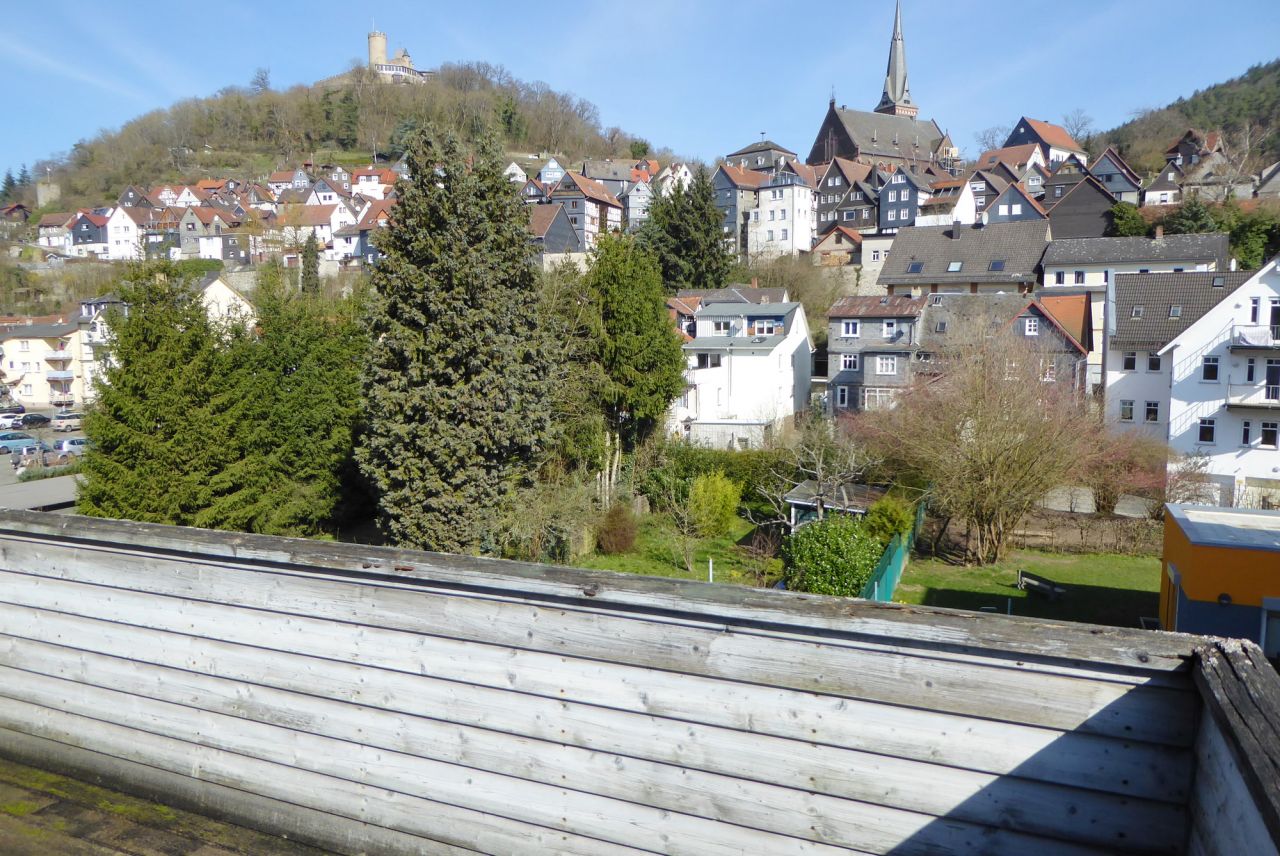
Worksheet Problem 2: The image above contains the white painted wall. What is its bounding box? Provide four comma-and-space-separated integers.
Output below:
1161, 262, 1280, 506
746, 184, 816, 258
1104, 347, 1171, 439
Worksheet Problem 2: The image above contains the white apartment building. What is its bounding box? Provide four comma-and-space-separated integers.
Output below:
1106, 261, 1280, 507
746, 172, 816, 259
0, 319, 96, 410
668, 298, 812, 448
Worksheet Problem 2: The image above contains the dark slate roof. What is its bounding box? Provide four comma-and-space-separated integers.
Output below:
1042, 233, 1230, 267
877, 221, 1051, 287
1144, 163, 1183, 192
1110, 271, 1252, 349
829, 295, 925, 319
725, 140, 797, 158
0, 322, 78, 340
833, 108, 945, 160
784, 480, 888, 512
693, 301, 801, 321
678, 286, 789, 305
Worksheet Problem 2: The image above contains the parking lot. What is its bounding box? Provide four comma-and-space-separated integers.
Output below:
0, 407, 87, 489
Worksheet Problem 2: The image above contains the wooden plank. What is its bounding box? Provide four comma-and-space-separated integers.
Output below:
1193, 641, 1280, 848
0, 537, 1190, 691
0, 561, 1199, 746
0, 636, 1191, 852
0, 692, 897, 856
1188, 714, 1279, 856
0, 727, 479, 856
0, 609, 1194, 805
0, 510, 1202, 671
0, 699, 661, 856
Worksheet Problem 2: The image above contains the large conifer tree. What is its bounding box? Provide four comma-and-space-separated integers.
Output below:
358, 127, 554, 552
640, 165, 733, 292
78, 262, 230, 522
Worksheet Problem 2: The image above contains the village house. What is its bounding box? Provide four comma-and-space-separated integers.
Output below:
667, 290, 811, 448
69, 210, 111, 258
877, 219, 1051, 296
1089, 146, 1143, 205
1143, 162, 1184, 207
177, 207, 243, 257
974, 143, 1045, 174
724, 140, 797, 174
331, 199, 394, 265
826, 291, 1088, 413
1255, 160, 1280, 199
1045, 174, 1117, 239
1001, 117, 1088, 167
1043, 231, 1233, 391
36, 213, 74, 254
267, 168, 311, 197
815, 158, 876, 235
619, 180, 653, 232
0, 319, 91, 410
1149, 260, 1280, 507
536, 157, 566, 186
713, 164, 770, 256
525, 203, 583, 267
653, 162, 694, 197
876, 167, 928, 234
350, 167, 399, 200
104, 206, 154, 261
746, 169, 816, 258
812, 226, 863, 267
1104, 270, 1253, 442
548, 172, 622, 251
1040, 155, 1090, 205
981, 182, 1048, 225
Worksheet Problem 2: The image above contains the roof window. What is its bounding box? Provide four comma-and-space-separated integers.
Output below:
1169, 306, 1182, 319
947, 261, 963, 272
930, 294, 943, 305
989, 260, 1006, 271
906, 262, 924, 274
1132, 306, 1144, 318
935, 321, 947, 333
1212, 276, 1225, 287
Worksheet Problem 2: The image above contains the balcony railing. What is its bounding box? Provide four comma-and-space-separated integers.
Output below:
44, 351, 72, 363
1228, 324, 1280, 349
50, 393, 74, 406
1226, 383, 1280, 408
45, 370, 74, 381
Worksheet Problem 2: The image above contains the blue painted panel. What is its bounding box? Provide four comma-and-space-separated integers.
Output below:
1177, 592, 1262, 643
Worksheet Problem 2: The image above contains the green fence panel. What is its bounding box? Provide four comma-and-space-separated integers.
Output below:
860, 501, 926, 602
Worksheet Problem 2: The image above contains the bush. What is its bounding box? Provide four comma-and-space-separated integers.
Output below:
637, 440, 782, 518
862, 496, 914, 548
782, 515, 883, 597
689, 470, 742, 537
596, 503, 638, 554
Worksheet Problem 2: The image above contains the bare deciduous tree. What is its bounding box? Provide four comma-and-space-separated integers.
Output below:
751, 413, 876, 528
1218, 121, 1274, 198
1061, 109, 1095, 147
853, 329, 1090, 565
974, 125, 1012, 154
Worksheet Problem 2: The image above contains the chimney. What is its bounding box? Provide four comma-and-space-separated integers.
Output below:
1154, 225, 1164, 242
951, 220, 961, 239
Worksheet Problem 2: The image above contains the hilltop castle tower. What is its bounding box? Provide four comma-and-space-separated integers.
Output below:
874, 0, 918, 118
368, 31, 387, 67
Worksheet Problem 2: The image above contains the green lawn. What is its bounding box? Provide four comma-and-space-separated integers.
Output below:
895, 550, 1161, 629
575, 515, 781, 586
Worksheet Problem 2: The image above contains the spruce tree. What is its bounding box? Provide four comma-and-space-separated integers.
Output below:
17, 165, 29, 189
1164, 197, 1219, 234
300, 232, 320, 293
587, 234, 686, 501
198, 282, 365, 535
357, 126, 554, 552
0, 171, 13, 202
1107, 202, 1149, 237
640, 165, 732, 292
79, 262, 231, 523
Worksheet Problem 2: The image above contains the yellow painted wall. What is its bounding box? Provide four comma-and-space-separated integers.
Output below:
1162, 514, 1280, 609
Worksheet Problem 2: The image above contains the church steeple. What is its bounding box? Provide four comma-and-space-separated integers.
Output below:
875, 0, 918, 118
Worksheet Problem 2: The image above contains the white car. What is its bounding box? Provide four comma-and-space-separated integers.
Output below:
51, 437, 91, 456
52, 411, 83, 432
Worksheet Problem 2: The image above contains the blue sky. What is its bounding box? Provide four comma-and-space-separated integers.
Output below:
2, 0, 1277, 178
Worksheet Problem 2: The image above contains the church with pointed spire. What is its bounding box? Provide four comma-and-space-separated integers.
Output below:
806, 1, 955, 170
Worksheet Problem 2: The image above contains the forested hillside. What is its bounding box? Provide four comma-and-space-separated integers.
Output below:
33, 62, 662, 209
1101, 58, 1280, 174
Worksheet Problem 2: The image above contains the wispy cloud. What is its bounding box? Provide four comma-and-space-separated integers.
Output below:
62, 17, 200, 100
0, 31, 150, 103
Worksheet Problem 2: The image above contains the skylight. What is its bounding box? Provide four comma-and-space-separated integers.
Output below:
1132, 306, 1144, 318
1212, 276, 1225, 287
947, 261, 963, 272
989, 260, 1006, 271
1169, 306, 1182, 319
906, 262, 924, 274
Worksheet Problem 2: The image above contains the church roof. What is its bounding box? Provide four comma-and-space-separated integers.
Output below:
875, 0, 914, 114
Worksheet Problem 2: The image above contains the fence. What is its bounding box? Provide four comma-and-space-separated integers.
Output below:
860, 499, 927, 602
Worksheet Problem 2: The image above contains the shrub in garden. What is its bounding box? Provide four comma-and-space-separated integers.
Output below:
689, 470, 742, 538
597, 503, 639, 554
861, 496, 914, 548
782, 515, 883, 597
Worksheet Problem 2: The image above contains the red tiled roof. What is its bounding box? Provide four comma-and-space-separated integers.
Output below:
37, 213, 73, 228
1023, 118, 1083, 153
75, 210, 109, 227
977, 143, 1040, 169
269, 170, 297, 183
556, 172, 621, 208
717, 163, 770, 189
279, 204, 337, 227
816, 226, 864, 249
832, 157, 873, 185
526, 203, 564, 238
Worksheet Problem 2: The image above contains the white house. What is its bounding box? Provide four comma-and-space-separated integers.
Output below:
1043, 232, 1233, 391
745, 171, 816, 259
654, 162, 693, 197
1122, 260, 1280, 507
104, 206, 151, 261
197, 273, 256, 329
667, 296, 812, 448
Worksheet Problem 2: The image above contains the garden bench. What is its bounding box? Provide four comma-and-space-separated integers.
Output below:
1017, 569, 1067, 602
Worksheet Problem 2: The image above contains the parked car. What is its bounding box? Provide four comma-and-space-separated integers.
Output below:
0, 432, 40, 454
14, 413, 50, 429
51, 437, 90, 456
0, 414, 22, 429
0, 401, 25, 415
52, 411, 83, 432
